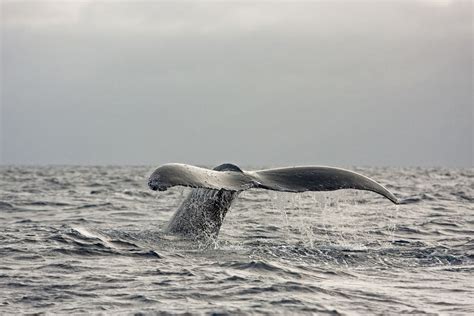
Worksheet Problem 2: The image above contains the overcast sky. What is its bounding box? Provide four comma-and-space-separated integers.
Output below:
1, 0, 472, 167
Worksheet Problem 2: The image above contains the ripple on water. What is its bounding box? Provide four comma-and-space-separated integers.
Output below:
0, 166, 472, 314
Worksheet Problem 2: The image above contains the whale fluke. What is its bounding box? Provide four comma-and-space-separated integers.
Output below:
148, 163, 256, 192
248, 166, 399, 204
149, 163, 399, 204
148, 163, 399, 239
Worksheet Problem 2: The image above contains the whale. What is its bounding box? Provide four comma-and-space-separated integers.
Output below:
148, 163, 399, 239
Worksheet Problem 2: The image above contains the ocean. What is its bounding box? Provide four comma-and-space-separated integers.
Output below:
0, 166, 472, 314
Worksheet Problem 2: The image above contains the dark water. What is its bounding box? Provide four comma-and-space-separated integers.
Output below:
0, 166, 473, 315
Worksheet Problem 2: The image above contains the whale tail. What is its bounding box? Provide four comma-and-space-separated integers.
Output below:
148, 163, 399, 204
148, 163, 399, 239
248, 166, 399, 204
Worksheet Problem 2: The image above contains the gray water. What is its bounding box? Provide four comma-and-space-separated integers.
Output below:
0, 166, 473, 315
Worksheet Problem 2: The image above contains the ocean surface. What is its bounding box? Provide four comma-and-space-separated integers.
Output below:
0, 166, 473, 315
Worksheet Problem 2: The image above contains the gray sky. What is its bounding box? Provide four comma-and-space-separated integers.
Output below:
1, 0, 472, 166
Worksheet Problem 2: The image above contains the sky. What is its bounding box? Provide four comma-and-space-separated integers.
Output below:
1, 0, 472, 167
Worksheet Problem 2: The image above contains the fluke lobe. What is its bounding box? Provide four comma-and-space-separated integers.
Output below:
148, 163, 399, 240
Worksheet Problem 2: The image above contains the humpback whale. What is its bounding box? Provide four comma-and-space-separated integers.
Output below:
148, 163, 399, 239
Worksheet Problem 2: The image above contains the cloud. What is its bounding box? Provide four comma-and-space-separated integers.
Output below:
1, 0, 87, 27
3, 1, 469, 35
1, 0, 472, 166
